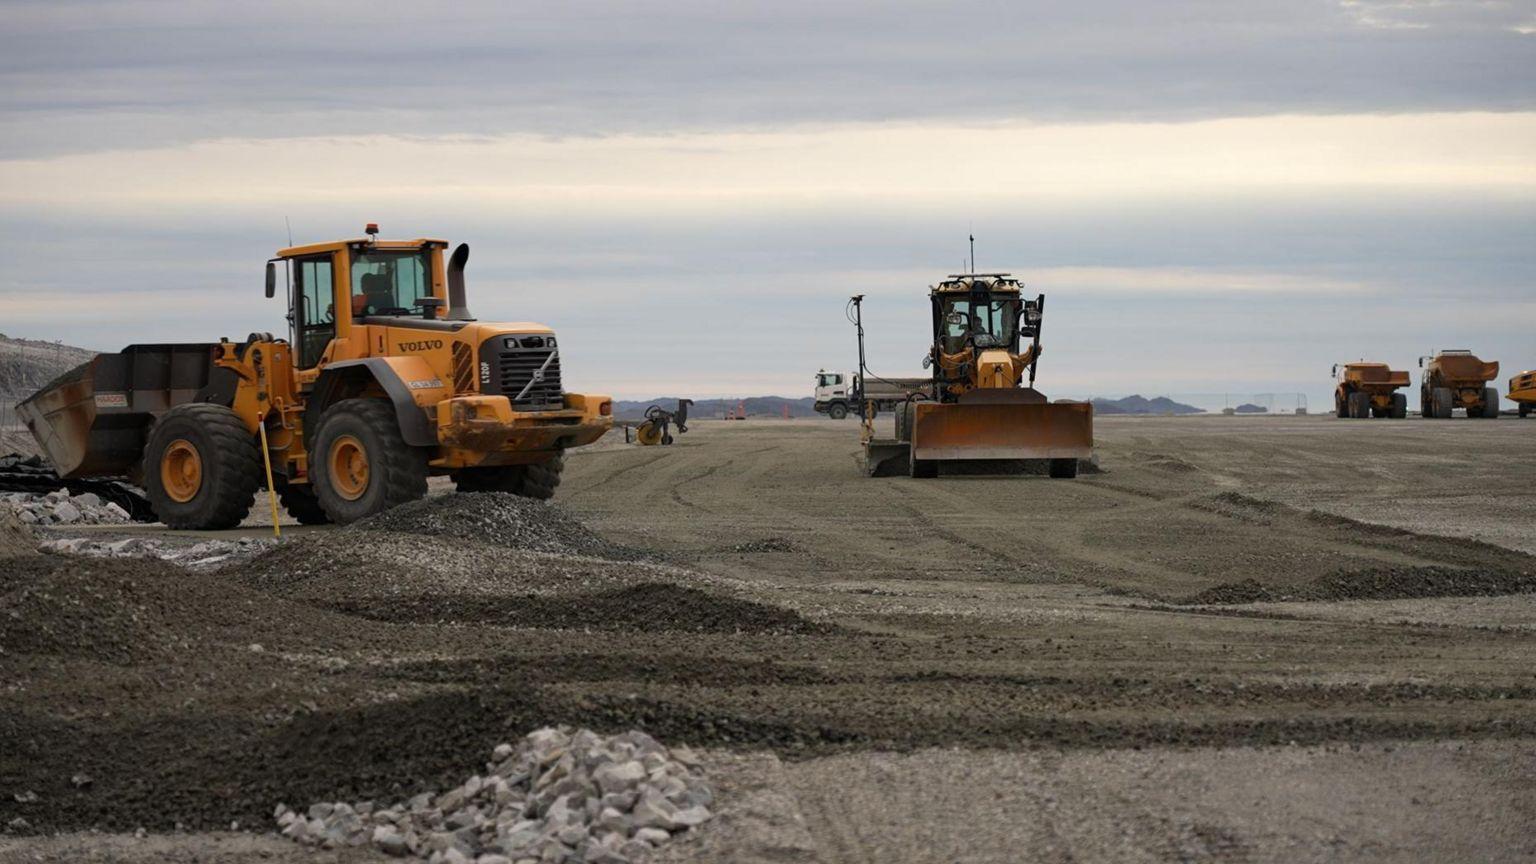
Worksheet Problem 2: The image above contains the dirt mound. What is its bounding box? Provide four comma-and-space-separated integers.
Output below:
0, 556, 195, 663
0, 507, 35, 558
0, 553, 375, 664
323, 582, 824, 634
1185, 578, 1273, 605
1187, 566, 1536, 605
351, 492, 638, 559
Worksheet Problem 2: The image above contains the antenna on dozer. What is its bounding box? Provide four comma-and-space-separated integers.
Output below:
969, 234, 975, 274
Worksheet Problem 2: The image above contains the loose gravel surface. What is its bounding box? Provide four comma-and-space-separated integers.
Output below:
2, 416, 1534, 862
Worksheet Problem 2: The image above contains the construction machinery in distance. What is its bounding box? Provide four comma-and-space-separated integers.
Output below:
17, 224, 613, 529
849, 274, 1093, 478
634, 399, 693, 445
1418, 350, 1501, 419
1331, 362, 1409, 419
814, 370, 927, 420
1509, 370, 1535, 418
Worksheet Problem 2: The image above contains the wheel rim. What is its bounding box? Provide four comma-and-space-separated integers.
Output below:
328, 434, 370, 500
161, 439, 203, 503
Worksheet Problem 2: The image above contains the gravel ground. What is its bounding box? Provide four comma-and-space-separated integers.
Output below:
3, 416, 1534, 861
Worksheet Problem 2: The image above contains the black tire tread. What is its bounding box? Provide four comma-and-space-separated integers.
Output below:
276, 482, 331, 525
143, 403, 261, 530
313, 399, 428, 524
454, 453, 565, 500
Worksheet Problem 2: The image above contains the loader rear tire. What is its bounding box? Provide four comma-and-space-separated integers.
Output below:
454, 453, 565, 500
312, 399, 428, 525
1432, 387, 1454, 419
1048, 458, 1079, 479
1390, 393, 1407, 419
1481, 388, 1501, 418
276, 480, 330, 525
1347, 392, 1371, 419
143, 403, 261, 530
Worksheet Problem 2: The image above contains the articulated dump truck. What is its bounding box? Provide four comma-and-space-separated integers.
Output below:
849, 274, 1093, 478
1419, 350, 1500, 419
18, 226, 612, 529
1332, 362, 1409, 419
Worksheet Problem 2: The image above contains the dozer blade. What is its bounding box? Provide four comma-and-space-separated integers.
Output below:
861, 438, 911, 477
910, 400, 1093, 463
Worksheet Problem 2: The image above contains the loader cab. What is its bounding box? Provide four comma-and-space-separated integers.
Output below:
271, 230, 451, 370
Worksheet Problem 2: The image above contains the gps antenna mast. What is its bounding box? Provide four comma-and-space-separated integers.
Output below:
968, 234, 975, 274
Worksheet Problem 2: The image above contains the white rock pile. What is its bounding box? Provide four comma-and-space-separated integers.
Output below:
39, 536, 274, 570
274, 726, 713, 863
3, 489, 131, 526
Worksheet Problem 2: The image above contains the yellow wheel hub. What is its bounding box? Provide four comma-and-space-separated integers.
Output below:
635, 421, 662, 446
328, 434, 370, 501
160, 439, 203, 503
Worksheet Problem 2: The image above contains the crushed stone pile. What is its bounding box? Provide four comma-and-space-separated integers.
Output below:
352, 493, 641, 560
39, 535, 275, 570
1186, 565, 1536, 605
3, 489, 132, 526
0, 507, 36, 557
275, 726, 712, 863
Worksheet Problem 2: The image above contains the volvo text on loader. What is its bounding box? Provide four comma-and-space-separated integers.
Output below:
849, 274, 1093, 478
18, 225, 613, 528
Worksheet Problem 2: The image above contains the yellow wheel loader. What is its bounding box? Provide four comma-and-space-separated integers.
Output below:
851, 274, 1093, 478
17, 225, 612, 528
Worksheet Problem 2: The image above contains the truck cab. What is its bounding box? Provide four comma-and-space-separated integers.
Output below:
813, 370, 853, 419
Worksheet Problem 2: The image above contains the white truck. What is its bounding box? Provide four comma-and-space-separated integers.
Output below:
814, 369, 929, 420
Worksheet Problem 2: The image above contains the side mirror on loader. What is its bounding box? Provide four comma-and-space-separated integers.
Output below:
265, 262, 276, 298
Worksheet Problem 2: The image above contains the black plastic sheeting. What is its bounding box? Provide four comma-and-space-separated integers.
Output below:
0, 453, 157, 522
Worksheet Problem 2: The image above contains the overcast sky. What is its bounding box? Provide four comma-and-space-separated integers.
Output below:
1, 0, 1532, 406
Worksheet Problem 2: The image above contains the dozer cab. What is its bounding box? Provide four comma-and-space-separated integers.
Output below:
852, 274, 1093, 477
17, 225, 613, 528
1331, 362, 1409, 419
1418, 350, 1500, 419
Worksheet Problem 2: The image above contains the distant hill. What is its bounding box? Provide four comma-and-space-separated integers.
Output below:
1090, 394, 1203, 415
614, 396, 818, 421
1233, 403, 1268, 414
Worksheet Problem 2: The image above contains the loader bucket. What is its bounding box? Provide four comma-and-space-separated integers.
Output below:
16, 344, 224, 479
910, 400, 1093, 464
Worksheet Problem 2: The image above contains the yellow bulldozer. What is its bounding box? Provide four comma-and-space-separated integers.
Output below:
18, 225, 612, 528
851, 274, 1093, 477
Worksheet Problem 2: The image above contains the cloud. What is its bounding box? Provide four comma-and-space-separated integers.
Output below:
0, 1, 1532, 157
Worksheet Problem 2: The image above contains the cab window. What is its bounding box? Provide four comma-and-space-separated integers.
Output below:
351, 250, 431, 316
293, 256, 335, 368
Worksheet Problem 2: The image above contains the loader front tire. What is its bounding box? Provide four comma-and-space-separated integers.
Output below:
276, 480, 330, 525
312, 399, 428, 525
454, 453, 565, 500
143, 403, 261, 529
